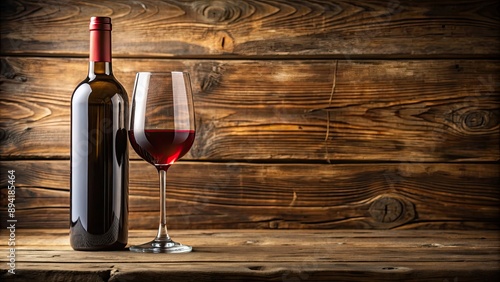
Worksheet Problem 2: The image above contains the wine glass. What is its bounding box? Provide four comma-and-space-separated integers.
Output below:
128, 72, 195, 253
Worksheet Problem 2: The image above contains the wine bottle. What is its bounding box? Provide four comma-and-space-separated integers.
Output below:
70, 17, 129, 251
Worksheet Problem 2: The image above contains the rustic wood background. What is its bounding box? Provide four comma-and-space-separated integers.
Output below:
0, 0, 499, 230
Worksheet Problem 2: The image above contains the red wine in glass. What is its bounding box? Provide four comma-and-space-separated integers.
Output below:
129, 129, 195, 171
129, 71, 195, 253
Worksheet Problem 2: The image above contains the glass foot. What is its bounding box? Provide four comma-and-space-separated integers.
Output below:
129, 238, 192, 253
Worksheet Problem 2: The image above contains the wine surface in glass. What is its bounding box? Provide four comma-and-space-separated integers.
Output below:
129, 129, 195, 170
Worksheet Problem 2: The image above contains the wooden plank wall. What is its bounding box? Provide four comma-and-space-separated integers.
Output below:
0, 0, 499, 230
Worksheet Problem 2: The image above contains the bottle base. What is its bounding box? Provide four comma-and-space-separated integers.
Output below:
71, 241, 127, 251
70, 217, 127, 251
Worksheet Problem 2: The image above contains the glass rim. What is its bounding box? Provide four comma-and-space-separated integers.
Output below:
136, 71, 189, 75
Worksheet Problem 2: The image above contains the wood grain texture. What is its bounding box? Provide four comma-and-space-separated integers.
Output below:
1, 160, 498, 230
1, 57, 498, 162
0, 0, 499, 235
0, 0, 499, 58
1, 229, 499, 281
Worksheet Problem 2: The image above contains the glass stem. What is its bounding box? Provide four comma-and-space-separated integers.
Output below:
156, 168, 171, 242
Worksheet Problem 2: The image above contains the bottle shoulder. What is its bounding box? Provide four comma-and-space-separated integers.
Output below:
72, 76, 128, 102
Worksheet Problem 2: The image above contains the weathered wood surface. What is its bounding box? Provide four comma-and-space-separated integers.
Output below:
1, 229, 499, 281
1, 160, 498, 230
1, 0, 499, 58
1, 57, 498, 162
1, 0, 499, 234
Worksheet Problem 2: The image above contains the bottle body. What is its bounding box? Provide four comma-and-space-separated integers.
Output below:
70, 17, 128, 251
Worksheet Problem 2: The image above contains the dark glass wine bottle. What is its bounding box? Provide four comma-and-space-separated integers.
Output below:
70, 17, 128, 251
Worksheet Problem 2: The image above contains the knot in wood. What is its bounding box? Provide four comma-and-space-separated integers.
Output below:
199, 63, 224, 92
200, 72, 222, 92
463, 110, 489, 129
1, 58, 27, 82
0, 128, 6, 141
193, 0, 243, 24
369, 196, 403, 223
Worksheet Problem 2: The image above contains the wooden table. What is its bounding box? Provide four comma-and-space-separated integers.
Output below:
1, 229, 499, 281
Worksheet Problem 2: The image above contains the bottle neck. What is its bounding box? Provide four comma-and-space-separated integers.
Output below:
88, 29, 112, 78
88, 61, 112, 78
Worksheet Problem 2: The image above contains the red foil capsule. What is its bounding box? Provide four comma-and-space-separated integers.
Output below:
89, 17, 112, 62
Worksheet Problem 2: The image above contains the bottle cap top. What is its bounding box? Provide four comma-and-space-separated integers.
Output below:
89, 17, 112, 31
